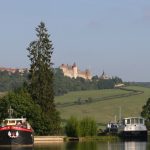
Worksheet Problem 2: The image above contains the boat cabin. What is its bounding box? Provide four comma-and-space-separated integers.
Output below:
122, 117, 145, 125
1, 118, 31, 129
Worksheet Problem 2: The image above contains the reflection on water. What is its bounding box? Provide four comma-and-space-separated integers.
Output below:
0, 140, 148, 150
124, 141, 147, 150
107, 141, 147, 150
65, 142, 97, 150
0, 146, 33, 150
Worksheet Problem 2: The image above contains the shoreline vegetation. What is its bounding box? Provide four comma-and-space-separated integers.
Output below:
1, 86, 150, 137
65, 136, 120, 142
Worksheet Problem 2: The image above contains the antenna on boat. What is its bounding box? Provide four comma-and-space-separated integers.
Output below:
8, 106, 13, 118
119, 106, 122, 123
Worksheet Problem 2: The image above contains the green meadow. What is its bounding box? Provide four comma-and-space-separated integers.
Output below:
55, 86, 150, 124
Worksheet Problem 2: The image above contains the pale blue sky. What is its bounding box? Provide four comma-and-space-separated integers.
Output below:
0, 0, 150, 81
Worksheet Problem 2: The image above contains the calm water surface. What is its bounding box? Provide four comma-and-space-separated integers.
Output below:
0, 140, 150, 150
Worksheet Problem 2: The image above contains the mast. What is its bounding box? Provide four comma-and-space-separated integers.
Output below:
119, 106, 122, 123
8, 106, 13, 118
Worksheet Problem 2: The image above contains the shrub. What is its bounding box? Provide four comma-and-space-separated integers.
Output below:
65, 116, 79, 137
79, 117, 97, 137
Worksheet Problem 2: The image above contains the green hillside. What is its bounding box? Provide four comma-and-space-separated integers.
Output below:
55, 86, 150, 124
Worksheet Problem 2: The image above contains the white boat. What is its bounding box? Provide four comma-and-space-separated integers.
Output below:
118, 117, 147, 140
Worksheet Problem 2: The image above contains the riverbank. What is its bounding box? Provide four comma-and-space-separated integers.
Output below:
34, 136, 65, 143
34, 135, 120, 143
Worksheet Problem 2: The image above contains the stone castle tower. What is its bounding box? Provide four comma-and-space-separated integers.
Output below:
60, 63, 92, 80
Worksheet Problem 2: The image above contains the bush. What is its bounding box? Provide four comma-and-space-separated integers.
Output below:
79, 117, 97, 137
65, 116, 97, 137
65, 116, 79, 137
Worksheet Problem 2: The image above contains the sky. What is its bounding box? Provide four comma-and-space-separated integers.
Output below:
0, 0, 150, 82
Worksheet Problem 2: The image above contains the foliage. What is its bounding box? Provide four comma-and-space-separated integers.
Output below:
27, 22, 54, 112
79, 117, 97, 137
141, 98, 150, 129
65, 116, 97, 137
65, 116, 79, 137
141, 99, 149, 119
112, 76, 123, 84
54, 68, 96, 95
141, 98, 150, 120
0, 67, 123, 96
0, 88, 43, 134
0, 71, 28, 92
97, 79, 114, 89
27, 22, 60, 134
54, 68, 122, 95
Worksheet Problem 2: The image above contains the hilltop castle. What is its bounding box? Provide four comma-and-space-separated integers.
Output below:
60, 63, 92, 80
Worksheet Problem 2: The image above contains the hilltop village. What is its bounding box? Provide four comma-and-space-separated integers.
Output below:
0, 63, 112, 81
0, 63, 124, 94
0, 67, 28, 74
60, 63, 113, 81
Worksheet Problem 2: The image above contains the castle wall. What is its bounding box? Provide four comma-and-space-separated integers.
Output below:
60, 64, 92, 80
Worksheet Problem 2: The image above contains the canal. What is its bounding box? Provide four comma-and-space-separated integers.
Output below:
0, 139, 150, 150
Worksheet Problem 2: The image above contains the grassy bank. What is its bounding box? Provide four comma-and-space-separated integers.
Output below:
65, 135, 120, 142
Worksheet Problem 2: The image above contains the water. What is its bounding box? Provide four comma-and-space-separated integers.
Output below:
0, 140, 150, 150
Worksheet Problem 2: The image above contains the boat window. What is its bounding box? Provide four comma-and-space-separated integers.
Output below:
9, 120, 16, 123
135, 118, 139, 124
123, 119, 125, 125
127, 119, 130, 124
7, 120, 16, 125
140, 119, 144, 124
131, 118, 134, 124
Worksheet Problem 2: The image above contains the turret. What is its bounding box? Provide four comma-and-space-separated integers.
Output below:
72, 63, 78, 78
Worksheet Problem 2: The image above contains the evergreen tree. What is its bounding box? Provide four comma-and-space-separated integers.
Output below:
27, 22, 60, 134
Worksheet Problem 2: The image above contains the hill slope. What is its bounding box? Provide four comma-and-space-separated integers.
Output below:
55, 86, 150, 124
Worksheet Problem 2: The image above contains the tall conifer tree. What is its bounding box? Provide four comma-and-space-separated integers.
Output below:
27, 22, 60, 134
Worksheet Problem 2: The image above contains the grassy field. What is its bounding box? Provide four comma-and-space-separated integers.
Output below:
55, 86, 150, 124
55, 89, 130, 103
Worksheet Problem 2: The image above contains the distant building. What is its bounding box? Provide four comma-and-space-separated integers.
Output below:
0, 67, 28, 75
60, 63, 92, 80
99, 71, 111, 80
114, 83, 125, 88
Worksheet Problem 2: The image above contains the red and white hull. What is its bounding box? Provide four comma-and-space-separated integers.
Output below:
0, 126, 34, 145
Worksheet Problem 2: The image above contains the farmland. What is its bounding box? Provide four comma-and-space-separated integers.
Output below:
55, 86, 150, 124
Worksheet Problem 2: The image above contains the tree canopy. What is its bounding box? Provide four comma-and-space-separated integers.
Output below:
27, 22, 60, 134
0, 88, 43, 134
141, 98, 150, 129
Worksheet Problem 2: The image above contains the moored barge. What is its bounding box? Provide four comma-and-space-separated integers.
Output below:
0, 107, 34, 145
118, 117, 147, 140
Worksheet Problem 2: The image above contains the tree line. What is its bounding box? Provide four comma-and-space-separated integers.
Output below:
0, 68, 123, 95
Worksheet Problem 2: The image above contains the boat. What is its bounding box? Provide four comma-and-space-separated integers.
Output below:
118, 117, 147, 140
105, 122, 118, 134
0, 107, 34, 145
